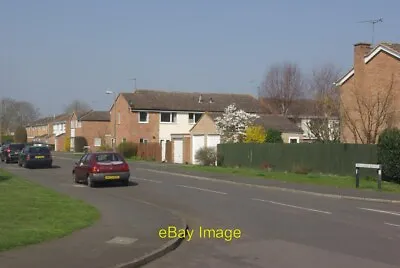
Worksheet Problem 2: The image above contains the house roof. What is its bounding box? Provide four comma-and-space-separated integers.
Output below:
202, 112, 302, 134
120, 89, 266, 113
53, 113, 71, 123
79, 110, 110, 121
260, 98, 340, 118
335, 42, 400, 86
27, 116, 54, 127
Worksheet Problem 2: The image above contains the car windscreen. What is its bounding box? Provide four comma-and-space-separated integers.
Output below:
94, 153, 124, 163
10, 144, 25, 150
28, 147, 50, 154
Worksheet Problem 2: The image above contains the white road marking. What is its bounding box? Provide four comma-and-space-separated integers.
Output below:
132, 176, 162, 183
358, 207, 400, 216
176, 184, 227, 195
385, 222, 400, 228
252, 198, 332, 214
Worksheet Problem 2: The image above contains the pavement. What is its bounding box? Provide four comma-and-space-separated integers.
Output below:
2, 153, 400, 267
0, 160, 186, 268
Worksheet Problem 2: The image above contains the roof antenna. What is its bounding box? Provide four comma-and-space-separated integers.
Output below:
357, 18, 383, 45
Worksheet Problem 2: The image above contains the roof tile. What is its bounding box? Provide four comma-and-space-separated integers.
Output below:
121, 89, 267, 113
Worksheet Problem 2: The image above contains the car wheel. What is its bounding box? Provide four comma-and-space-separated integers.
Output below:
23, 161, 28, 168
87, 176, 95, 188
73, 172, 79, 183
18, 161, 22, 167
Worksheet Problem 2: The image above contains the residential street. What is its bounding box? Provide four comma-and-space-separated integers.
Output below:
2, 156, 400, 268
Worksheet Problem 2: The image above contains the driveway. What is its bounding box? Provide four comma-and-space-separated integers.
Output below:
3, 155, 400, 268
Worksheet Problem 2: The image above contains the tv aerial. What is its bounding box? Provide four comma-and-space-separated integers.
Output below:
357, 18, 383, 45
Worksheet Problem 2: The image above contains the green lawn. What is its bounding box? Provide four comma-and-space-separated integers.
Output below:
181, 165, 400, 193
0, 169, 100, 252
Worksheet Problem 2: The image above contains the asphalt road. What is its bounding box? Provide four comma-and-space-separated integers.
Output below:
3, 156, 400, 268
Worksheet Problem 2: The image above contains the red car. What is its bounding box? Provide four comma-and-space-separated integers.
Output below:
72, 152, 130, 187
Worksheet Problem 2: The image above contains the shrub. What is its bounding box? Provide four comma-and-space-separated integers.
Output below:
377, 128, 400, 182
244, 125, 266, 143
64, 137, 71, 152
265, 129, 283, 143
74, 136, 88, 152
117, 142, 138, 158
14, 126, 27, 143
1, 135, 14, 143
195, 146, 217, 166
98, 143, 112, 151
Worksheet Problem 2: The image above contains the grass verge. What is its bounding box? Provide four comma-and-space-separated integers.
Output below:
181, 165, 400, 193
0, 169, 100, 252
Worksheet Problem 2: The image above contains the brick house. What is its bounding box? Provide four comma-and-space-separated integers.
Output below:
335, 42, 400, 143
70, 110, 110, 152
26, 116, 55, 143
110, 89, 267, 160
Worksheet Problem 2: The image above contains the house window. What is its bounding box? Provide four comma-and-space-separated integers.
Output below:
188, 113, 202, 124
139, 138, 148, 144
139, 112, 148, 123
117, 112, 121, 124
94, 138, 101, 147
160, 112, 177, 123
77, 121, 82, 128
122, 137, 126, 143
289, 137, 300, 143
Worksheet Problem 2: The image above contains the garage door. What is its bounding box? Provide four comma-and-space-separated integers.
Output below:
173, 139, 183, 164
206, 135, 220, 149
192, 135, 205, 164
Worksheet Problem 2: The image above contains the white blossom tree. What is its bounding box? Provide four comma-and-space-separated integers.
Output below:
215, 104, 260, 143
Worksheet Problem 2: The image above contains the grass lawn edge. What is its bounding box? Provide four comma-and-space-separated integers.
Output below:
0, 169, 100, 252
180, 165, 400, 193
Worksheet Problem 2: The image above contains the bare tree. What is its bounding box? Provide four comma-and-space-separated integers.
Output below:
306, 63, 341, 142
259, 62, 305, 115
64, 100, 91, 114
340, 74, 397, 144
0, 98, 40, 134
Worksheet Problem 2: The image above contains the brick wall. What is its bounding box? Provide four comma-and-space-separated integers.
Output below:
110, 95, 159, 144
79, 121, 110, 151
340, 44, 400, 143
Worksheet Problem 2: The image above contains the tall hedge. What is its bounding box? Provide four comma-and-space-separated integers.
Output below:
265, 129, 283, 143
74, 136, 88, 152
377, 128, 400, 183
14, 126, 27, 143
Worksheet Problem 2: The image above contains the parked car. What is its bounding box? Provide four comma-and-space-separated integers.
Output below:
72, 152, 130, 187
1, 143, 26, 163
18, 145, 52, 168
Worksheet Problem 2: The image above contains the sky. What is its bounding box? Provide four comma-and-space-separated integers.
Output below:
1, 0, 399, 116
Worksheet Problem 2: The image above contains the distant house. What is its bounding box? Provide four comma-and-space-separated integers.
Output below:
335, 42, 400, 143
69, 110, 110, 152
260, 98, 340, 142
26, 116, 55, 144
109, 89, 267, 161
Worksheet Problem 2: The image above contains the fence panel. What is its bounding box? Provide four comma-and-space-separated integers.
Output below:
217, 143, 378, 176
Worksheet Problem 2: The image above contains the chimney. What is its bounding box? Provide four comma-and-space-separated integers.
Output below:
353, 42, 371, 90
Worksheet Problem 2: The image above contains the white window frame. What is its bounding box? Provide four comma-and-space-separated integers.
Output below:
117, 112, 121, 125
138, 112, 149, 123
94, 138, 102, 147
139, 138, 148, 144
188, 113, 202, 124
160, 112, 177, 123
288, 136, 300, 143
